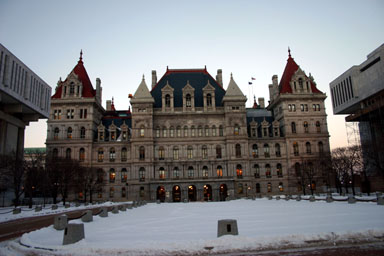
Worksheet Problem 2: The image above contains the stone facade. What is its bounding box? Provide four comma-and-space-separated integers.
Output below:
46, 50, 330, 202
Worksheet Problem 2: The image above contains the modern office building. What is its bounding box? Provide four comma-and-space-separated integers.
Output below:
330, 43, 384, 191
46, 50, 330, 202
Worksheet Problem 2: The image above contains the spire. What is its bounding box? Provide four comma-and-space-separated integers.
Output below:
131, 75, 155, 103
288, 47, 291, 58
111, 97, 115, 111
253, 95, 258, 108
223, 73, 246, 101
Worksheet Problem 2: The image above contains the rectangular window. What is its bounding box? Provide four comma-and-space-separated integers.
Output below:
80, 109, 83, 119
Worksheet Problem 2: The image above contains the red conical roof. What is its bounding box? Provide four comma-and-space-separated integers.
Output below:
52, 51, 96, 98
278, 49, 322, 94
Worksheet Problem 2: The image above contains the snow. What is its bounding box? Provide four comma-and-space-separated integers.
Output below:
1, 198, 384, 255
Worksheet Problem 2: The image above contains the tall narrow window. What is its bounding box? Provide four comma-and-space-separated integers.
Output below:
156, 127, 160, 138
202, 166, 209, 177
139, 146, 145, 160
277, 163, 283, 177
217, 165, 223, 177
205, 126, 209, 136
304, 121, 309, 133
236, 164, 243, 178
176, 126, 181, 137
293, 142, 299, 156
202, 145, 208, 159
191, 126, 195, 137
275, 143, 281, 157
267, 183, 272, 192
184, 126, 188, 137
159, 167, 165, 179
67, 127, 73, 139
198, 126, 203, 137
279, 182, 284, 192
173, 167, 180, 179
306, 142, 312, 154
121, 187, 126, 198
165, 94, 171, 108
139, 168, 145, 181
234, 124, 240, 135
212, 126, 216, 136
264, 144, 270, 157
291, 122, 296, 133
69, 82, 75, 95
109, 148, 116, 162
235, 144, 241, 158
187, 146, 193, 159
80, 127, 86, 139
216, 145, 222, 159
186, 94, 191, 107
121, 147, 127, 162
219, 125, 224, 136
98, 148, 104, 162
206, 93, 212, 106
109, 169, 116, 183
140, 126, 145, 137
254, 164, 260, 178
121, 168, 127, 182
170, 126, 174, 137
79, 148, 85, 162
298, 78, 303, 89
52, 148, 58, 159
252, 144, 258, 158
66, 148, 71, 159
265, 164, 271, 178
159, 147, 165, 160
318, 141, 324, 153
173, 147, 179, 160
188, 167, 194, 178
54, 127, 59, 140
316, 121, 321, 133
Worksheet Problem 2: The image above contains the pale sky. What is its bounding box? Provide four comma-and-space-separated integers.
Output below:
1, 0, 383, 149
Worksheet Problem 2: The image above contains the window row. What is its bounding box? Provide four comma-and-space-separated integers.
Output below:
292, 141, 324, 156
253, 163, 283, 178
98, 147, 128, 162
53, 108, 88, 120
291, 121, 321, 133
155, 125, 224, 138
251, 143, 281, 158
288, 104, 321, 112
53, 126, 86, 140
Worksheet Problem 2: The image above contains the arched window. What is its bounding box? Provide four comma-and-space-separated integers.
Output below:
98, 148, 104, 162
158, 147, 165, 160
254, 164, 260, 178
276, 163, 283, 177
65, 148, 71, 159
235, 144, 241, 158
121, 168, 127, 182
234, 124, 240, 135
293, 142, 299, 156
206, 93, 212, 106
264, 144, 270, 157
173, 167, 180, 178
217, 165, 223, 177
202, 166, 208, 177
170, 126, 174, 137
191, 126, 195, 137
80, 127, 86, 139
267, 182, 272, 192
165, 94, 171, 107
316, 121, 321, 133
198, 126, 203, 137
306, 142, 311, 154
52, 148, 58, 159
188, 166, 194, 178
219, 125, 224, 136
265, 164, 271, 178
67, 127, 73, 139
304, 121, 309, 133
139, 167, 145, 181
184, 126, 188, 137
159, 167, 165, 179
205, 125, 209, 136
212, 126, 216, 136
79, 148, 85, 161
186, 94, 191, 107
236, 164, 243, 178
162, 127, 167, 137
176, 126, 181, 137
187, 146, 193, 159
109, 169, 116, 183
216, 145, 222, 159
202, 145, 208, 159
109, 148, 116, 162
252, 144, 258, 158
275, 143, 281, 157
318, 141, 324, 153
140, 126, 145, 137
139, 146, 145, 160
54, 127, 59, 140
155, 127, 160, 138
173, 147, 179, 160
121, 147, 127, 161
291, 122, 296, 133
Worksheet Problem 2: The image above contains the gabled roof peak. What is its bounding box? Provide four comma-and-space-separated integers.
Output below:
223, 73, 247, 101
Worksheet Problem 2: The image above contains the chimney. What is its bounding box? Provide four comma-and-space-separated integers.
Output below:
258, 97, 265, 108
96, 78, 102, 103
106, 100, 112, 111
152, 70, 157, 89
272, 75, 278, 86
216, 69, 223, 86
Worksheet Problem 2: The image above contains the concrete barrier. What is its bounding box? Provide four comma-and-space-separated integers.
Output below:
35, 206, 42, 212
81, 210, 93, 222
52, 205, 58, 210
63, 223, 85, 245
296, 195, 301, 201
348, 195, 356, 204
65, 203, 70, 208
309, 196, 316, 202
127, 204, 133, 209
276, 196, 281, 200
112, 206, 119, 214
326, 195, 333, 203
217, 219, 238, 237
13, 208, 21, 214
119, 205, 127, 211
75, 202, 80, 207
54, 215, 68, 230
268, 196, 273, 200
99, 207, 108, 217
377, 197, 384, 205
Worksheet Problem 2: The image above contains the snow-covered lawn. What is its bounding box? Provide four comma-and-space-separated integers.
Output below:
2, 198, 384, 255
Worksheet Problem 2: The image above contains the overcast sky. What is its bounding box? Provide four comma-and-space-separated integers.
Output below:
1, 0, 383, 149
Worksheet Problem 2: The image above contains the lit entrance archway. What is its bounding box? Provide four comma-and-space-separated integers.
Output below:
188, 185, 196, 201
203, 184, 212, 201
156, 186, 166, 202
219, 184, 228, 201
173, 185, 181, 202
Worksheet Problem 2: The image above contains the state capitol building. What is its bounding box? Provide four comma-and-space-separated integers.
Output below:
46, 50, 330, 202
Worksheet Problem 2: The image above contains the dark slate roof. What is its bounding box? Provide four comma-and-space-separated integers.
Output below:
246, 108, 279, 137
150, 68, 226, 108
100, 111, 132, 141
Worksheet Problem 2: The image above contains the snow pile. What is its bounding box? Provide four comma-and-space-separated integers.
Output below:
2, 199, 384, 255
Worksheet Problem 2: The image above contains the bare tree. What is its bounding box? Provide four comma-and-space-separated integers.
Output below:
76, 167, 105, 203
24, 149, 45, 208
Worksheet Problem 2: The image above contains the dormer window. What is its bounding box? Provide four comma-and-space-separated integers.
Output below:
186, 94, 191, 107
69, 82, 75, 95
165, 94, 171, 108
207, 93, 212, 106
298, 78, 303, 89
